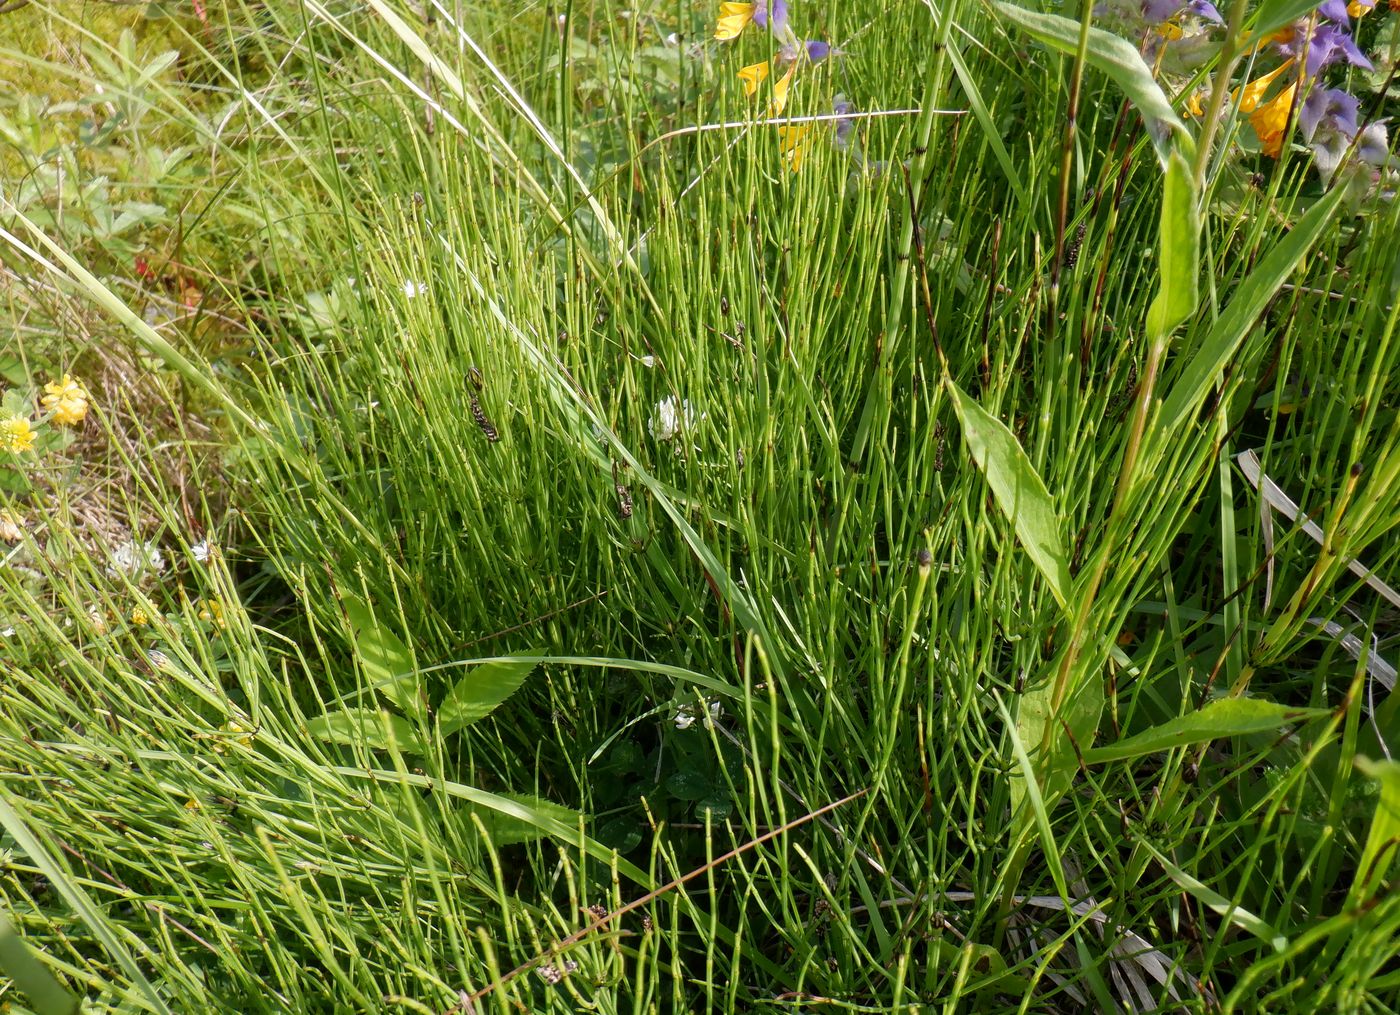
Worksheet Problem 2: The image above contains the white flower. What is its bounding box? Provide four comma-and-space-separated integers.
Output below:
402, 279, 429, 299
0, 627, 14, 638
665, 31, 680, 46
106, 539, 166, 579
191, 540, 211, 564
635, 354, 657, 368
674, 699, 722, 730
648, 396, 696, 442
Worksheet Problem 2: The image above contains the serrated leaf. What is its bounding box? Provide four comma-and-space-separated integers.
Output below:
1146, 148, 1201, 341
438, 655, 539, 733
948, 384, 1071, 609
995, 3, 1187, 167
306, 707, 425, 754
1157, 186, 1346, 436
1084, 698, 1329, 764
341, 596, 417, 713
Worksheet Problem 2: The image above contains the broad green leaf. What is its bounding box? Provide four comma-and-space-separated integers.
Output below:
1012, 674, 1104, 814
1146, 148, 1201, 341
439, 655, 540, 733
1351, 758, 1400, 906
0, 912, 79, 1015
948, 383, 1071, 609
461, 792, 583, 847
1142, 841, 1288, 952
341, 596, 418, 713
306, 707, 426, 754
1084, 698, 1329, 764
1251, 0, 1323, 38
1157, 186, 1346, 436
333, 765, 652, 886
994, 3, 1187, 166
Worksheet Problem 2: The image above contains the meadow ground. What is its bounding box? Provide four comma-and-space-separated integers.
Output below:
2, 0, 1399, 1011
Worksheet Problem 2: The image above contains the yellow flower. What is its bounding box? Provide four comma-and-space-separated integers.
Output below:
0, 414, 35, 454
777, 123, 812, 171
768, 64, 797, 118
130, 606, 150, 626
1236, 61, 1292, 114
1250, 81, 1298, 158
184, 797, 202, 811
1348, 0, 1372, 16
738, 60, 771, 97
715, 2, 756, 40
197, 597, 227, 630
40, 374, 89, 426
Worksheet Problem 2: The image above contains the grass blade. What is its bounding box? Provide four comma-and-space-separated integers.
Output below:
1157, 187, 1347, 436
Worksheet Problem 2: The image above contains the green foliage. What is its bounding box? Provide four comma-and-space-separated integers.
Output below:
3, 0, 1400, 1011
1085, 698, 1331, 763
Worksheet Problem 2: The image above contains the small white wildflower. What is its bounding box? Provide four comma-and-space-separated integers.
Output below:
0, 627, 14, 638
674, 699, 722, 731
648, 396, 696, 442
107, 539, 166, 579
635, 354, 657, 368
402, 279, 429, 299
665, 31, 680, 46
190, 540, 211, 564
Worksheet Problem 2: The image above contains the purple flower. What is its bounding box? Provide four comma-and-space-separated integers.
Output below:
752, 0, 789, 34
1185, 0, 1224, 22
1279, 23, 1374, 76
1316, 0, 1351, 23
833, 96, 856, 148
1141, 0, 1180, 22
804, 40, 832, 62
1142, 0, 1222, 23
1356, 123, 1390, 167
1298, 86, 1359, 144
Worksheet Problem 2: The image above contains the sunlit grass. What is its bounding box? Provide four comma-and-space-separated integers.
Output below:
2, 0, 1399, 1011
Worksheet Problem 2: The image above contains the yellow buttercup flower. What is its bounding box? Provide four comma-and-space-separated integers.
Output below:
0, 414, 35, 453
41, 374, 89, 426
1250, 81, 1298, 158
715, 2, 756, 40
738, 60, 771, 96
130, 606, 150, 626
